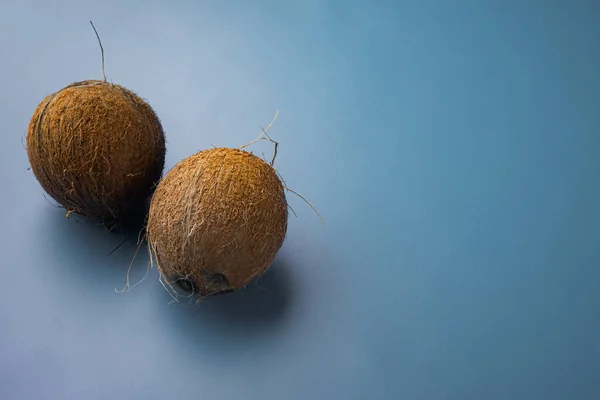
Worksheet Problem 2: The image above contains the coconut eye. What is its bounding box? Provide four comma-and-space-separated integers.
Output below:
173, 272, 230, 296
174, 276, 198, 294
203, 272, 229, 289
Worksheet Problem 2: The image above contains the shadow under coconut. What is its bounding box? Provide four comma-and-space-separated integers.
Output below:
201, 260, 293, 324
153, 256, 295, 356
39, 204, 153, 299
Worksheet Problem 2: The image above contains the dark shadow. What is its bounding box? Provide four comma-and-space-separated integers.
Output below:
201, 261, 293, 325
104, 197, 152, 239
39, 204, 152, 298
152, 256, 295, 356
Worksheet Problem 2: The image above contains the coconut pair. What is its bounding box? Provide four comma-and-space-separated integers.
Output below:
27, 80, 288, 298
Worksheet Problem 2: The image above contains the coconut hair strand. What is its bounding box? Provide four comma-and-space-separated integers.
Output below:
89, 20, 107, 82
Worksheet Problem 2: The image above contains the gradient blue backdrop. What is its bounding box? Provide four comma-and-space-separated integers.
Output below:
1, 1, 599, 399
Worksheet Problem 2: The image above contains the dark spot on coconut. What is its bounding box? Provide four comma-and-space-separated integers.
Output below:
203, 271, 229, 289
172, 271, 232, 296
202, 272, 233, 296
174, 275, 199, 294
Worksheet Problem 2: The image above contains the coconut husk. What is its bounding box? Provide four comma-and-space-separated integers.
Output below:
26, 80, 166, 227
147, 147, 288, 297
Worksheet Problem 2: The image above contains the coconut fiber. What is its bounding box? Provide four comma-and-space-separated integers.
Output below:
147, 147, 288, 297
27, 80, 166, 227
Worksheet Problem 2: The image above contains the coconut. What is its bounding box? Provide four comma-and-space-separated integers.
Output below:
147, 147, 288, 297
27, 79, 166, 227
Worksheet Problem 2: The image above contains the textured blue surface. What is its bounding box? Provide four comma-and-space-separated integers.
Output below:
1, 1, 600, 399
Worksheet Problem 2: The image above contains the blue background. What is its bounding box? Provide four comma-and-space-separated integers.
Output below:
1, 1, 599, 399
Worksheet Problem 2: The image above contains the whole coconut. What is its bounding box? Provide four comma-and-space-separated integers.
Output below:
147, 147, 288, 297
27, 79, 166, 227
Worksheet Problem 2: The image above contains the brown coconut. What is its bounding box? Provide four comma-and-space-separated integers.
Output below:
27, 80, 166, 227
147, 147, 288, 297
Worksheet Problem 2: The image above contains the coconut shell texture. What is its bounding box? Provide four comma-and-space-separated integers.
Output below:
27, 80, 166, 226
147, 147, 288, 297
